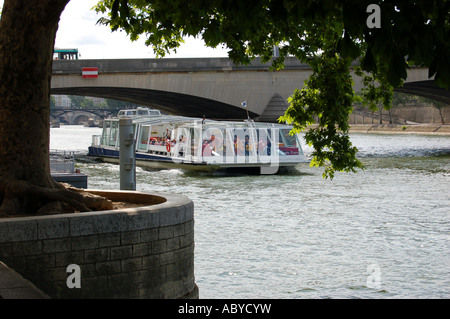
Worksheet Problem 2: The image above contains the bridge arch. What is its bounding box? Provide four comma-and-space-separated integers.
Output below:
50, 109, 107, 125
50, 114, 68, 124
394, 80, 450, 105
72, 114, 90, 125
51, 86, 258, 120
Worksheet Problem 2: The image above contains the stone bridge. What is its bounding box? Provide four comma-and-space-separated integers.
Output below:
50, 107, 121, 125
51, 57, 448, 122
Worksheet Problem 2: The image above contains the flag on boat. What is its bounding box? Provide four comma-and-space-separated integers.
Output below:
82, 67, 98, 78
241, 100, 247, 108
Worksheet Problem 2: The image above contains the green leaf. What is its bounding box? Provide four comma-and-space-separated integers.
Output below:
387, 50, 407, 87
337, 31, 360, 60
361, 49, 377, 74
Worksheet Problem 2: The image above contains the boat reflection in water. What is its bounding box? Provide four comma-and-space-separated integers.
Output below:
88, 108, 307, 174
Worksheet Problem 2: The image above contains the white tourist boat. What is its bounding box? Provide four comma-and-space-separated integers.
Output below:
88, 107, 307, 174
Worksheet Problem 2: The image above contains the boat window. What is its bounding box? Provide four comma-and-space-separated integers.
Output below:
255, 128, 273, 156
278, 128, 300, 155
279, 129, 297, 147
137, 109, 149, 116
109, 121, 119, 147
202, 128, 224, 157
101, 121, 110, 145
138, 126, 150, 150
174, 127, 190, 158
190, 127, 202, 159
224, 128, 235, 157
144, 124, 168, 151
228, 127, 256, 157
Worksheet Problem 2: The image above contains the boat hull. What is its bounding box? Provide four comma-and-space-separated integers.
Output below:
88, 146, 302, 174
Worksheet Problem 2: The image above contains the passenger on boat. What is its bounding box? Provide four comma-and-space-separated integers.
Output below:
164, 129, 171, 139
213, 135, 223, 155
266, 139, 272, 156
244, 136, 250, 156
202, 135, 216, 157
234, 135, 244, 156
210, 135, 216, 151
258, 139, 267, 154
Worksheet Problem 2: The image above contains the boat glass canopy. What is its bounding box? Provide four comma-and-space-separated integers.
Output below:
91, 108, 306, 172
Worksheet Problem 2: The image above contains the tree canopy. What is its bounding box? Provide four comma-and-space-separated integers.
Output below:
95, 0, 449, 178
95, 1, 449, 87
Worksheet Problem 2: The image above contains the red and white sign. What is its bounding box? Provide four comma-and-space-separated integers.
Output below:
82, 67, 98, 78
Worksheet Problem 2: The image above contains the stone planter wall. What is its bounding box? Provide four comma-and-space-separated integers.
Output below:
0, 190, 197, 299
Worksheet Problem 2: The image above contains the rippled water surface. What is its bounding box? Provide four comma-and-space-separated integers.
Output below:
51, 126, 450, 298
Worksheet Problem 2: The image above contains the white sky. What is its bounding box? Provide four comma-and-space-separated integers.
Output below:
0, 0, 229, 59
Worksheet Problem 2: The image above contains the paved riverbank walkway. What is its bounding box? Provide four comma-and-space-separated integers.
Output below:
348, 124, 450, 135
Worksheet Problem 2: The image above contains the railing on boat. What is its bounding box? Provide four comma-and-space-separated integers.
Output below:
50, 150, 76, 174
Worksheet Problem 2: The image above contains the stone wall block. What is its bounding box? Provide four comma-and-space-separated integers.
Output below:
6, 219, 38, 242
37, 218, 70, 240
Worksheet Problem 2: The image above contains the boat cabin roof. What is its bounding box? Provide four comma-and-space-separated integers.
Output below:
105, 114, 293, 130
117, 107, 162, 117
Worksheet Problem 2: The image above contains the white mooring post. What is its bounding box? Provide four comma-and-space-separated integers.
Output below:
119, 118, 136, 190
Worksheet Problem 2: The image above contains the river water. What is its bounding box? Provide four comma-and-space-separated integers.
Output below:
50, 125, 450, 299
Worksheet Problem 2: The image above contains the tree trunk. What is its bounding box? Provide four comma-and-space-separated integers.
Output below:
0, 0, 113, 215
